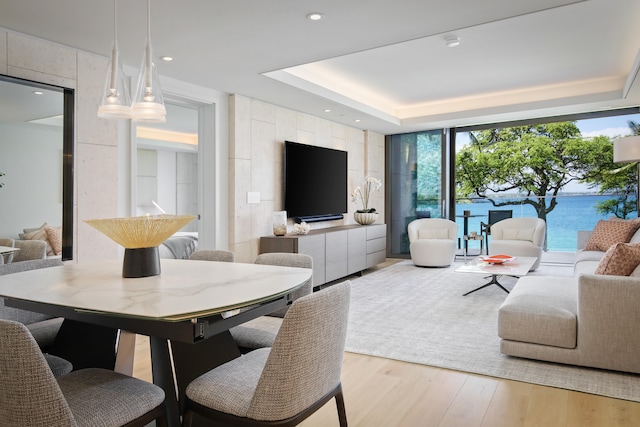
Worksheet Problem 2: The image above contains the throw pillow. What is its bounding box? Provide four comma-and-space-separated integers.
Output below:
501, 228, 534, 241
23, 223, 54, 256
594, 242, 640, 276
584, 219, 640, 252
608, 217, 640, 244
45, 226, 63, 255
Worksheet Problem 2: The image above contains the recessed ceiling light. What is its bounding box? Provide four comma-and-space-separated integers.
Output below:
324, 109, 331, 113
160, 56, 174, 62
33, 91, 44, 95
445, 36, 460, 48
306, 12, 324, 21
354, 119, 361, 123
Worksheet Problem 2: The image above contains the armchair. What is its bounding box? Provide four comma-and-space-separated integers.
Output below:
408, 218, 458, 267
489, 217, 546, 270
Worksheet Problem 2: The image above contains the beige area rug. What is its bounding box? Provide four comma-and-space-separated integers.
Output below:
345, 259, 640, 402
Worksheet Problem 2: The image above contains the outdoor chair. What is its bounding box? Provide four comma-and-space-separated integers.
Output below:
230, 252, 313, 351
408, 218, 458, 267
488, 217, 546, 270
182, 281, 350, 427
0, 319, 168, 427
480, 210, 513, 250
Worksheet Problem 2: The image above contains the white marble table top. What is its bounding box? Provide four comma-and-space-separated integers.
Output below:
455, 256, 537, 277
0, 245, 19, 254
0, 259, 311, 321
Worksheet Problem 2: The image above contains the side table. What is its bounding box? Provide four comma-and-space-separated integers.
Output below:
463, 234, 484, 259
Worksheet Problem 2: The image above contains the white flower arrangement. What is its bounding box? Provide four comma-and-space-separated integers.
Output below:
292, 221, 311, 235
351, 175, 382, 213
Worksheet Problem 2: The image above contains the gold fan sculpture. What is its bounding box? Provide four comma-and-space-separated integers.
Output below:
85, 214, 195, 278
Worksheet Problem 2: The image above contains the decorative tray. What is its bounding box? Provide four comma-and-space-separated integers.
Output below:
480, 254, 515, 264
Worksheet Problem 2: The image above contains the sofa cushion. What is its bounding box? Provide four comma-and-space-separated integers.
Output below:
584, 219, 640, 252
23, 223, 55, 256
45, 225, 62, 255
594, 242, 640, 276
498, 276, 578, 349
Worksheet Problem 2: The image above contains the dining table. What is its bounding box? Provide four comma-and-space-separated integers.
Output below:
0, 258, 312, 427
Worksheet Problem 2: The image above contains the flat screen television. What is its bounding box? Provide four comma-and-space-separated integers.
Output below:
284, 141, 348, 222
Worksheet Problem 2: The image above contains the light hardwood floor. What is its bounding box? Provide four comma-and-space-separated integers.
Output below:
132, 336, 640, 427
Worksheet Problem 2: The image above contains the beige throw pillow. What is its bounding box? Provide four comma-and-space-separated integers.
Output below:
45, 226, 63, 255
584, 219, 640, 252
418, 229, 449, 239
595, 242, 640, 276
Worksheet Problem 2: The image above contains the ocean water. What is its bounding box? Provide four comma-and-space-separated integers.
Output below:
453, 195, 629, 252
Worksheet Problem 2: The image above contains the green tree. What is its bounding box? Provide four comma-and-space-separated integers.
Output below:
456, 122, 612, 242
589, 121, 639, 218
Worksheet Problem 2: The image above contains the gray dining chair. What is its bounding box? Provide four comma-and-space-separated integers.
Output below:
189, 249, 235, 262
0, 319, 168, 427
182, 280, 351, 427
230, 253, 313, 351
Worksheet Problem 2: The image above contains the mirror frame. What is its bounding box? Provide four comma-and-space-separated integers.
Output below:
0, 74, 74, 261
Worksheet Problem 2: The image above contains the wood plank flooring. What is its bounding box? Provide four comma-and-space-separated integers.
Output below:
132, 335, 640, 427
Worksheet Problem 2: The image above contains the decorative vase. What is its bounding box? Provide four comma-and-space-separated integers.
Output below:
354, 211, 378, 225
273, 211, 287, 236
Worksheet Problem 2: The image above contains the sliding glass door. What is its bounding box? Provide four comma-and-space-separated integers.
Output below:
386, 130, 445, 256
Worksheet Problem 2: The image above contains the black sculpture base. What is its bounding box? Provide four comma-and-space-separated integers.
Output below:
122, 246, 160, 278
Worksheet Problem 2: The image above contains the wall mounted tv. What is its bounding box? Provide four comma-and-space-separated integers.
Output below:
284, 141, 348, 223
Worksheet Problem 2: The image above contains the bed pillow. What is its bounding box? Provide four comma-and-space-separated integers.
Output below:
595, 242, 640, 276
584, 219, 640, 252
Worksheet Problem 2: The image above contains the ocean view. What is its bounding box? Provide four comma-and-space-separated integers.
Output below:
454, 194, 631, 252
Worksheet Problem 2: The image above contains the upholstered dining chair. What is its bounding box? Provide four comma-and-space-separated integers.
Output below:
182, 280, 351, 427
189, 249, 236, 262
230, 252, 313, 351
488, 217, 546, 270
407, 218, 458, 267
0, 319, 168, 427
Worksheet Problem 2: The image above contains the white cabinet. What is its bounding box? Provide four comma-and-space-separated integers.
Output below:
260, 224, 386, 286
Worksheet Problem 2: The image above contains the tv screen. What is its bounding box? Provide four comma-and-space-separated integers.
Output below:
284, 141, 348, 221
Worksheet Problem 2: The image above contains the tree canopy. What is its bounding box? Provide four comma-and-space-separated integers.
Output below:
456, 122, 614, 224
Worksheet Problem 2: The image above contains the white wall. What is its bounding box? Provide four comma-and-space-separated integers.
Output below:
228, 95, 385, 263
0, 123, 63, 237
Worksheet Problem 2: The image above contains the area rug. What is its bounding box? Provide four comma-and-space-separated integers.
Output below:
345, 259, 640, 402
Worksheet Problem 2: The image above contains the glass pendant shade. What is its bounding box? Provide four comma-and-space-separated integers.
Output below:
131, 0, 166, 123
97, 1, 132, 119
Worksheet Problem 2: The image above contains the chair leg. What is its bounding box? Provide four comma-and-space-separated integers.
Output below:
335, 387, 348, 427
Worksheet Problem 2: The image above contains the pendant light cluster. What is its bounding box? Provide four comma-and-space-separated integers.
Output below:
97, 0, 166, 123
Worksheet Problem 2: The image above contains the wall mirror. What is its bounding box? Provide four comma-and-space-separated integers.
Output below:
0, 75, 74, 261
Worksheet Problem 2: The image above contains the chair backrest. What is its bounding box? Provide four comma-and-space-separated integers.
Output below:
12, 240, 47, 263
0, 319, 76, 426
490, 217, 546, 246
247, 280, 351, 421
188, 249, 235, 263
407, 218, 458, 243
488, 210, 513, 225
0, 259, 64, 325
255, 252, 313, 317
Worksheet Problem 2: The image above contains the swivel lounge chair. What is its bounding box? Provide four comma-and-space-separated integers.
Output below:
488, 217, 546, 271
408, 218, 458, 267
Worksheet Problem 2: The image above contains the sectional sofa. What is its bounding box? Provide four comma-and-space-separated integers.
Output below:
497, 219, 640, 374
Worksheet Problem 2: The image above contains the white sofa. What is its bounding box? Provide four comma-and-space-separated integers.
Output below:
498, 223, 640, 374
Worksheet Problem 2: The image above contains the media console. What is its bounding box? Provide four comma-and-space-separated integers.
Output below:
260, 224, 386, 287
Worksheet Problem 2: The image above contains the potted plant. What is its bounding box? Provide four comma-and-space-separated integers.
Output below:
351, 175, 382, 224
